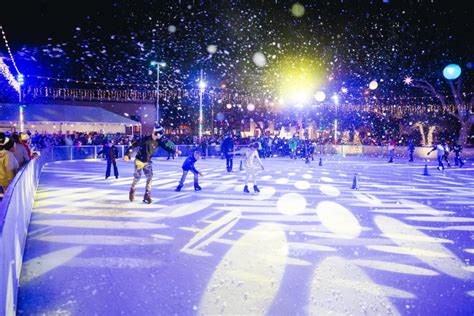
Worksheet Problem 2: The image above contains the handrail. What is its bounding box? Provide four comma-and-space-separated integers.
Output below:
0, 150, 52, 315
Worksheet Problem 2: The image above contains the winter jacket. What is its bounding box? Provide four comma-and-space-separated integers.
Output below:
127, 136, 174, 163
0, 149, 19, 191
182, 155, 199, 174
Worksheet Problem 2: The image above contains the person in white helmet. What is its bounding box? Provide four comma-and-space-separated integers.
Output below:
125, 124, 176, 204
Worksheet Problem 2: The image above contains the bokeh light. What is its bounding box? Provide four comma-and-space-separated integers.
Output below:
252, 52, 267, 67
314, 91, 326, 102
207, 45, 217, 54
369, 80, 378, 90
291, 3, 305, 17
442, 64, 461, 80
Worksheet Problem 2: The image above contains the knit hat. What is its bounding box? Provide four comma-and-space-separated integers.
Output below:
153, 123, 164, 135
0, 133, 9, 146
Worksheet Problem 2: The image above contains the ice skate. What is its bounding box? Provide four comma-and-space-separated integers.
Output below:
253, 185, 260, 193
243, 185, 250, 193
194, 183, 202, 191
143, 192, 152, 204
129, 187, 136, 202
175, 184, 183, 192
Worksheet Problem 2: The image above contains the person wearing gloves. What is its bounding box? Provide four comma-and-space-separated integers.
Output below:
175, 150, 203, 192
125, 124, 177, 204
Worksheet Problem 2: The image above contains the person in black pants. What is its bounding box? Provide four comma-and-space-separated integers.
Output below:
408, 139, 415, 162
126, 124, 176, 204
452, 142, 465, 167
175, 150, 203, 191
98, 139, 119, 179
221, 133, 234, 172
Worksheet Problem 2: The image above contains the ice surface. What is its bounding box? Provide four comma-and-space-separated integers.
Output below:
17, 156, 474, 315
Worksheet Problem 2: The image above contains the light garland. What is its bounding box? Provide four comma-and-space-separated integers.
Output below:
27, 74, 156, 87
0, 25, 21, 75
0, 57, 20, 94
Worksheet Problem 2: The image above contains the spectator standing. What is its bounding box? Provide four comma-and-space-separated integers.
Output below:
0, 133, 20, 194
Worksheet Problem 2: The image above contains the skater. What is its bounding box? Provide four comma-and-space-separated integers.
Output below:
387, 139, 396, 163
442, 142, 451, 167
200, 137, 208, 159
221, 133, 234, 172
125, 124, 176, 204
289, 135, 299, 160
166, 138, 176, 160
452, 142, 465, 167
408, 139, 415, 162
427, 141, 446, 171
175, 150, 203, 191
241, 142, 264, 193
97, 139, 119, 179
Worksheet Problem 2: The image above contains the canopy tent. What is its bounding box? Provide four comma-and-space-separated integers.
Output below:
0, 103, 140, 134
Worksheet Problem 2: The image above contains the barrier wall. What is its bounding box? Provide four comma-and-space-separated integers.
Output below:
0, 151, 51, 316
40, 144, 474, 161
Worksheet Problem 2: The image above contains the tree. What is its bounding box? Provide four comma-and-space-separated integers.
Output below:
408, 72, 473, 145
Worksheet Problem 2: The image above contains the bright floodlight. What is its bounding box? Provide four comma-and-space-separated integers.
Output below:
151, 61, 166, 67
369, 80, 378, 90
199, 80, 206, 90
331, 94, 339, 105
17, 74, 24, 85
443, 64, 461, 80
314, 91, 326, 102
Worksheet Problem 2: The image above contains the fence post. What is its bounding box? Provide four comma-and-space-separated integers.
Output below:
121, 146, 125, 158
94, 146, 97, 158
69, 146, 73, 161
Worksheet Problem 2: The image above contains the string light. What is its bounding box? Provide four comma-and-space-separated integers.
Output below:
26, 74, 156, 87
0, 25, 21, 75
0, 57, 21, 93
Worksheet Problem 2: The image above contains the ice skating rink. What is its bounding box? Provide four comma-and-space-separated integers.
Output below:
18, 156, 474, 315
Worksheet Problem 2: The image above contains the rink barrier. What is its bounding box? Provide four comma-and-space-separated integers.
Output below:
0, 149, 52, 316
43, 144, 474, 161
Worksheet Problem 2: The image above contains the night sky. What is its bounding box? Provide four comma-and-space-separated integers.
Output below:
1, 0, 473, 99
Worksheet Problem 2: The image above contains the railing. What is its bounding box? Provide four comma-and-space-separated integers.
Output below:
0, 149, 53, 315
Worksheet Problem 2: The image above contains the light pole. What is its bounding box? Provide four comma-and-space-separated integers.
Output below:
198, 69, 206, 141
151, 61, 166, 123
17, 74, 24, 133
331, 94, 339, 144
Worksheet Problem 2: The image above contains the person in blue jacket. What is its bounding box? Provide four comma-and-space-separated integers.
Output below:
408, 138, 415, 162
97, 139, 119, 179
175, 150, 203, 191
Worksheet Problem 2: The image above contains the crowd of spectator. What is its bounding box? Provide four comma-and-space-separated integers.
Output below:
1, 127, 466, 197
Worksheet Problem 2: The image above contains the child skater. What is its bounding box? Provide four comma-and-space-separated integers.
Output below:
243, 142, 264, 193
175, 150, 203, 191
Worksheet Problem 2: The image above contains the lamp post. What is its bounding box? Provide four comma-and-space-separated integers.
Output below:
17, 74, 24, 132
331, 94, 339, 144
198, 69, 206, 141
151, 61, 166, 123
